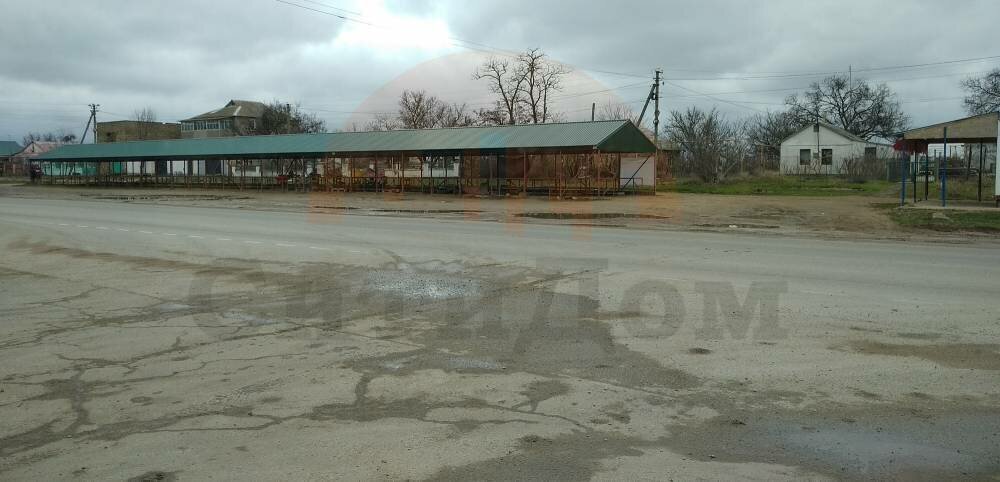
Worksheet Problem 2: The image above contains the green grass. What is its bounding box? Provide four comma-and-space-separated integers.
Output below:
660, 176, 892, 196
886, 207, 1000, 232
902, 178, 996, 202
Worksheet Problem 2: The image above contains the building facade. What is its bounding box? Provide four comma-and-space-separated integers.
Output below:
1, 141, 23, 176
96, 121, 181, 143
780, 123, 893, 175
180, 100, 265, 139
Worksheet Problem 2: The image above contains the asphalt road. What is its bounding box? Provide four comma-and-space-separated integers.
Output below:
1, 196, 998, 480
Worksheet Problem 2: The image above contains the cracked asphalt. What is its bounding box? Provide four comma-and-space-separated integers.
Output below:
1, 195, 999, 481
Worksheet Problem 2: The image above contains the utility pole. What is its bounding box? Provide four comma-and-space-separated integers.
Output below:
629, 69, 664, 191
637, 68, 663, 141
653, 68, 662, 146
81, 104, 99, 144
591, 102, 595, 122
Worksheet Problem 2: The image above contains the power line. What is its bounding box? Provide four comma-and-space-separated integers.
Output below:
663, 80, 764, 113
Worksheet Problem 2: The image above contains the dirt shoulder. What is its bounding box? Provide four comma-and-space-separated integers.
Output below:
2, 183, 995, 242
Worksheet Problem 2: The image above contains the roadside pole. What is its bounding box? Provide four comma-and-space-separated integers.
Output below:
941, 127, 947, 207
923, 153, 929, 201
900, 152, 907, 206
978, 143, 984, 203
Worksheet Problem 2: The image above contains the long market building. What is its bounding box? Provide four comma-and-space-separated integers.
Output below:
34, 120, 658, 196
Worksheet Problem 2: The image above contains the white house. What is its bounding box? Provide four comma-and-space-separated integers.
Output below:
780, 123, 893, 175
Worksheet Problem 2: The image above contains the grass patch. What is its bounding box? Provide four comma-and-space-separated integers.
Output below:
901, 178, 996, 202
661, 176, 892, 196
886, 207, 1000, 232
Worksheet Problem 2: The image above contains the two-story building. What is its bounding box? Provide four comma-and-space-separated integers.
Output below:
96, 120, 181, 143
179, 100, 265, 139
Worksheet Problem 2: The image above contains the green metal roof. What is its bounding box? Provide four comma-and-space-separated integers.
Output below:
0, 141, 22, 157
36, 120, 655, 161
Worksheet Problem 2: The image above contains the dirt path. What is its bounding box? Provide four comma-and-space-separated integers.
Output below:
0, 183, 981, 241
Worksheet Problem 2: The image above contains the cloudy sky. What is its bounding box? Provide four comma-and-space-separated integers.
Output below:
2, 0, 998, 142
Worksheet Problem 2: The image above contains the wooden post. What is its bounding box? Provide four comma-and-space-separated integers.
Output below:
557, 151, 562, 198
523, 151, 527, 196
596, 150, 601, 196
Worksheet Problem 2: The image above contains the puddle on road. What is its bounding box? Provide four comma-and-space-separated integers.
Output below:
515, 212, 668, 220
82, 194, 251, 201
838, 340, 1000, 370
666, 406, 1000, 480
310, 205, 482, 215
364, 270, 483, 301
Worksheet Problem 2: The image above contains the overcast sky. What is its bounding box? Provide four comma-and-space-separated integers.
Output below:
2, 0, 998, 142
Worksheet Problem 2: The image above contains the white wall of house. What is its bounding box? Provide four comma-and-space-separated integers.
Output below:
620, 156, 655, 186
780, 124, 892, 175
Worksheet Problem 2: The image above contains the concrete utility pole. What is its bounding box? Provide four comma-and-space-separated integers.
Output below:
81, 104, 99, 144
637, 68, 663, 141
653, 68, 662, 146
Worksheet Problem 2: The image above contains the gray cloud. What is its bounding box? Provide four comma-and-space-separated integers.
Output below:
2, 0, 997, 140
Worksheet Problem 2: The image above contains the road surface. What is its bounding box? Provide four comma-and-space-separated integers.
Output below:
1, 196, 998, 480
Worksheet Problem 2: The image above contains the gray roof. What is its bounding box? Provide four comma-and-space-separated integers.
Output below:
820, 123, 868, 143
36, 120, 656, 161
181, 100, 265, 122
783, 122, 869, 144
0, 141, 23, 157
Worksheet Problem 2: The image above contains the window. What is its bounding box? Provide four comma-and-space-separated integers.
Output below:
799, 149, 811, 165
864, 147, 877, 161
821, 149, 833, 165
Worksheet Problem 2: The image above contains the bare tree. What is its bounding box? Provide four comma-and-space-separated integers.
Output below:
474, 49, 568, 125
961, 68, 1000, 115
745, 110, 803, 158
22, 131, 76, 145
518, 48, 570, 124
365, 113, 402, 131
436, 102, 476, 128
372, 90, 478, 130
786, 74, 908, 140
473, 102, 507, 127
133, 107, 157, 140
595, 100, 638, 123
397, 90, 443, 129
474, 57, 528, 125
667, 107, 747, 182
255, 101, 326, 135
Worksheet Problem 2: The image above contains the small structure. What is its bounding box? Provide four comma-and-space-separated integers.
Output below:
899, 112, 1000, 205
0, 141, 23, 176
35, 120, 657, 196
780, 122, 892, 175
97, 120, 181, 143
14, 141, 84, 176
180, 100, 265, 139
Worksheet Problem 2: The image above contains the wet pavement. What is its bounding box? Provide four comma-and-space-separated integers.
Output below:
1, 195, 999, 480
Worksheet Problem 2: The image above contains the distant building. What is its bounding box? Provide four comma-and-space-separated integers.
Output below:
180, 100, 265, 139
1, 141, 24, 176
780, 123, 892, 175
96, 120, 181, 143
14, 141, 92, 176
